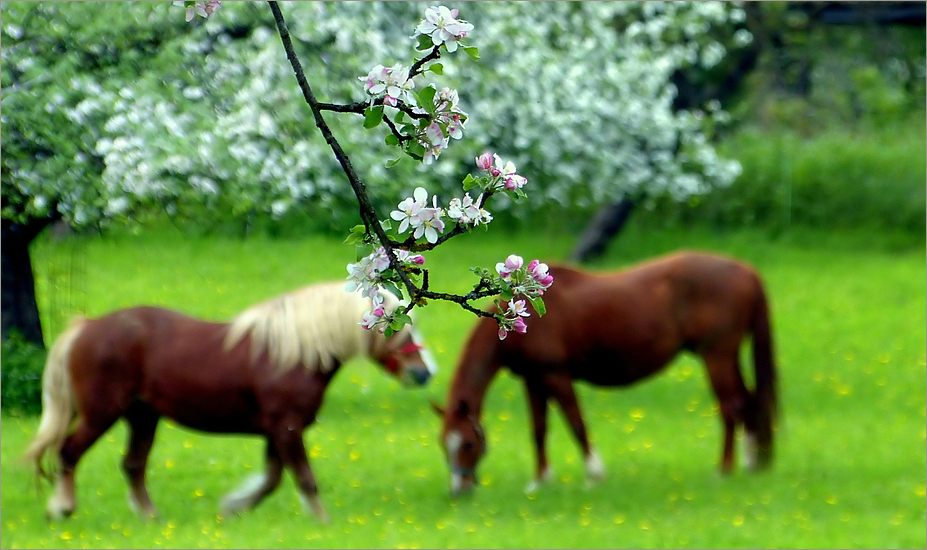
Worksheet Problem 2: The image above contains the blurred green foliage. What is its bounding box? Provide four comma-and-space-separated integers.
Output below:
0, 330, 45, 415
640, 115, 926, 235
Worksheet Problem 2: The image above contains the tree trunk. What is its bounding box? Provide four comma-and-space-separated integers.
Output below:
569, 197, 636, 264
2, 217, 54, 349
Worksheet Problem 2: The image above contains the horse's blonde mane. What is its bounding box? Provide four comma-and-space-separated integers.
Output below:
224, 282, 403, 373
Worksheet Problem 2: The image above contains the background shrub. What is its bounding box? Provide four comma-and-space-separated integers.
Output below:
1, 331, 45, 415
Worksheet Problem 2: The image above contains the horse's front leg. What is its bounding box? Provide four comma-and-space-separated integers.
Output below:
220, 438, 283, 516
523, 378, 553, 493
273, 423, 329, 523
544, 373, 605, 484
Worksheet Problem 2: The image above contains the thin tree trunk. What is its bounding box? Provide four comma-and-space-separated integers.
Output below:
569, 197, 636, 264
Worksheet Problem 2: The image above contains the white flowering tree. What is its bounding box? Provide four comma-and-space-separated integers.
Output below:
1, 1, 747, 347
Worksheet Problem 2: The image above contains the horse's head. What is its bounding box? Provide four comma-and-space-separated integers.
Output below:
374, 325, 438, 387
432, 400, 487, 497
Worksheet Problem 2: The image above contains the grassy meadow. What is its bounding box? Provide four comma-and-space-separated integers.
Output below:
2, 222, 925, 548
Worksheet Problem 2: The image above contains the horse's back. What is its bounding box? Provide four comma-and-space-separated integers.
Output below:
67, 307, 239, 417
477, 251, 765, 384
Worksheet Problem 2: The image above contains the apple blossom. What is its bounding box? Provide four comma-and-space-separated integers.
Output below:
527, 259, 554, 291
360, 289, 390, 331
475, 151, 493, 171
390, 187, 429, 234
495, 254, 524, 279
411, 198, 445, 243
184, 1, 220, 22
447, 193, 492, 226
415, 6, 474, 53
359, 64, 415, 106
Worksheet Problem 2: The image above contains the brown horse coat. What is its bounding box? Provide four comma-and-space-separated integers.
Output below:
438, 251, 777, 495
24, 282, 437, 521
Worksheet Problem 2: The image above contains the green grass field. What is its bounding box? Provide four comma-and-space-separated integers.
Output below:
3, 223, 925, 549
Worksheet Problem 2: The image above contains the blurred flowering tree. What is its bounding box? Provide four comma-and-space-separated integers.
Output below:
1, 1, 746, 347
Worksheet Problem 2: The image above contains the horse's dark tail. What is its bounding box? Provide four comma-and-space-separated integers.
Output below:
749, 281, 778, 469
23, 317, 85, 483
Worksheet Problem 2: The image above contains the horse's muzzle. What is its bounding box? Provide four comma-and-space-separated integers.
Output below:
405, 366, 432, 387
449, 470, 477, 498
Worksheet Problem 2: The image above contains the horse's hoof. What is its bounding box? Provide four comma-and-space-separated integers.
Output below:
46, 507, 73, 521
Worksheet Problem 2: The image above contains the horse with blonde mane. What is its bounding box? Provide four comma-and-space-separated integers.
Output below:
24, 281, 438, 522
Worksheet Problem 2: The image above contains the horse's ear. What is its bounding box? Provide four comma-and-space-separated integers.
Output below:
429, 400, 445, 417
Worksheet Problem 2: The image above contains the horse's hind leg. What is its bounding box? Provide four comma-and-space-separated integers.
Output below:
703, 351, 749, 474
274, 427, 329, 522
122, 403, 161, 520
544, 374, 605, 483
48, 416, 118, 520
523, 378, 553, 492
220, 438, 283, 516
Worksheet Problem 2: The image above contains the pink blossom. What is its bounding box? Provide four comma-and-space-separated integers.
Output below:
359, 64, 414, 105
495, 254, 524, 279
185, 1, 220, 22
447, 115, 464, 140
424, 122, 445, 146
394, 248, 426, 266
491, 153, 522, 183
447, 193, 491, 226
390, 187, 429, 234
512, 317, 528, 334
505, 174, 528, 191
508, 299, 530, 318
415, 6, 474, 53
475, 151, 493, 171
412, 200, 446, 243
423, 146, 443, 165
527, 259, 554, 289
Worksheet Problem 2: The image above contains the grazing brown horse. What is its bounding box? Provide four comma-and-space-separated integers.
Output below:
24, 282, 439, 521
435, 251, 777, 495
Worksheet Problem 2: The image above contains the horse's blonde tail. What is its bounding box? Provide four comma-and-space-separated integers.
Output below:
23, 317, 86, 482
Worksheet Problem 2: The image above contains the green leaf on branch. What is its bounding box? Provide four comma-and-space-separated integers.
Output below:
384, 312, 414, 337
415, 34, 434, 51
364, 105, 384, 129
381, 280, 404, 302
462, 174, 479, 191
499, 285, 515, 301
429, 63, 444, 75
508, 188, 528, 200
405, 141, 426, 160
417, 86, 437, 114
385, 134, 400, 146
462, 45, 481, 61
528, 295, 547, 317
386, 156, 403, 168
344, 224, 368, 245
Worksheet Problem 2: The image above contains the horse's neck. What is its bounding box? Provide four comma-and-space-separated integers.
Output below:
449, 323, 502, 416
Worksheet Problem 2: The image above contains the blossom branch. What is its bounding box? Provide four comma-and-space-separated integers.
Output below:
266, 1, 418, 298
267, 2, 547, 338
409, 45, 443, 77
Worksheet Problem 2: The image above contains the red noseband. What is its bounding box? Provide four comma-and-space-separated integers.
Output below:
384, 341, 424, 374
